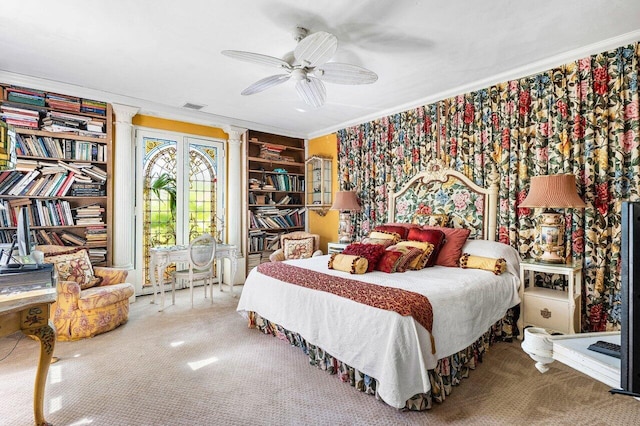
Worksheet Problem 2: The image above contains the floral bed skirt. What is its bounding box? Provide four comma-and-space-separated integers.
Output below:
247, 307, 518, 411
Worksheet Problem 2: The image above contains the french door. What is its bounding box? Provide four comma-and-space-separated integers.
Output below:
135, 129, 225, 288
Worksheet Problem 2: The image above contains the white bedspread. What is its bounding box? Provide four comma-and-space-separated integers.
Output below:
236, 254, 520, 408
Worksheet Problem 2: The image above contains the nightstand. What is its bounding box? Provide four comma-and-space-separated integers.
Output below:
327, 242, 349, 254
518, 259, 582, 337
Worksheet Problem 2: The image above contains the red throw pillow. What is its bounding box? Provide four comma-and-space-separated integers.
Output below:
342, 243, 386, 272
422, 226, 471, 267
374, 225, 410, 240
375, 250, 403, 273
406, 228, 446, 267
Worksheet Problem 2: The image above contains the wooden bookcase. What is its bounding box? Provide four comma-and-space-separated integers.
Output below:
245, 130, 305, 273
0, 84, 113, 265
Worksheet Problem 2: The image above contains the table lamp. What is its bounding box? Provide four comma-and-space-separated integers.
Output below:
520, 174, 586, 263
330, 191, 361, 244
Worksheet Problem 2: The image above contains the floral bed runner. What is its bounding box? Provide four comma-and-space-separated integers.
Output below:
257, 262, 434, 347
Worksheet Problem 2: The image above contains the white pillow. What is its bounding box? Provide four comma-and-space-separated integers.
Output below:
462, 239, 521, 277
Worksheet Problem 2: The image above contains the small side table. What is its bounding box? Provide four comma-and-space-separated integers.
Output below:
327, 242, 349, 254
518, 259, 582, 336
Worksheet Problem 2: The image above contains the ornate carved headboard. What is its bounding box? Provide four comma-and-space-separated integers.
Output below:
387, 159, 498, 241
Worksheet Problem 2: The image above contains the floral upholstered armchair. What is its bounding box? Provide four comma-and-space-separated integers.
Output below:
269, 231, 323, 262
37, 245, 135, 341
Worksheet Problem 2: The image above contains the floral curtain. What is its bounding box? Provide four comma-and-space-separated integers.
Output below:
337, 42, 640, 331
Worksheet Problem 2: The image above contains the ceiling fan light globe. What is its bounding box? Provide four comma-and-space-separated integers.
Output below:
291, 68, 307, 81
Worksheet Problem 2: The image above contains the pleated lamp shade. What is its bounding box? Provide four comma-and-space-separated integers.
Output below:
520, 174, 586, 209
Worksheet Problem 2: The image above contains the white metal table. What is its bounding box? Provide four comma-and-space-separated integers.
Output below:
149, 243, 238, 310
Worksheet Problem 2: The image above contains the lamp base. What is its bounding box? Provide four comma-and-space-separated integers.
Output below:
537, 250, 565, 264
338, 212, 352, 244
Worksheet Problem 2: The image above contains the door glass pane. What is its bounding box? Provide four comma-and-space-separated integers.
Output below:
187, 142, 219, 241
143, 137, 177, 285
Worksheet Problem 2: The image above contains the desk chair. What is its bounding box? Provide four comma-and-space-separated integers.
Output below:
172, 234, 217, 308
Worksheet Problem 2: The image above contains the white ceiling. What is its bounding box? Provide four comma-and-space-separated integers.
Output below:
1, 0, 639, 139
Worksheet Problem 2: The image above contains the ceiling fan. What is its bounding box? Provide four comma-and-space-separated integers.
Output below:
221, 27, 378, 108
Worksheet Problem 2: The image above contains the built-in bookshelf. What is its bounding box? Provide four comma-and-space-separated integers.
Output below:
245, 130, 305, 273
0, 84, 112, 265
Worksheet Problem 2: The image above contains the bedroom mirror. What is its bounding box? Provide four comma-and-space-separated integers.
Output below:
305, 155, 332, 216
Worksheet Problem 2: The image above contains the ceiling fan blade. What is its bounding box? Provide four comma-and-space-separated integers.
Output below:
221, 50, 291, 70
294, 31, 337, 68
315, 62, 378, 85
241, 74, 291, 96
295, 75, 326, 108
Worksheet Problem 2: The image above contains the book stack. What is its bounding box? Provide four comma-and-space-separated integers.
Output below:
247, 253, 261, 272
42, 110, 90, 133
46, 93, 81, 112
74, 204, 105, 226
259, 144, 285, 160
0, 104, 41, 128
85, 226, 107, 247
70, 182, 105, 196
5, 86, 46, 107
80, 99, 107, 116
88, 248, 107, 264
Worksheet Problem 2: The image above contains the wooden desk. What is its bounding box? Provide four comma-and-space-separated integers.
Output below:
0, 288, 56, 426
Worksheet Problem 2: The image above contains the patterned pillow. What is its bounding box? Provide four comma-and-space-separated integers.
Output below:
388, 246, 425, 272
412, 213, 448, 227
328, 253, 368, 274
283, 237, 315, 259
367, 231, 401, 244
406, 228, 446, 267
459, 253, 507, 275
374, 225, 410, 240
359, 237, 395, 248
375, 250, 404, 273
44, 248, 102, 290
342, 243, 386, 272
395, 240, 435, 270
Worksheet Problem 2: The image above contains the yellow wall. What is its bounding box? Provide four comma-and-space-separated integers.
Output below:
132, 115, 228, 139
307, 134, 339, 252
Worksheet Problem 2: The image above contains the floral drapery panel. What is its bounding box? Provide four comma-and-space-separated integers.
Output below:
337, 42, 639, 331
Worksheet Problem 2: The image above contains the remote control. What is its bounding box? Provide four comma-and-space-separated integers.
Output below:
587, 340, 621, 359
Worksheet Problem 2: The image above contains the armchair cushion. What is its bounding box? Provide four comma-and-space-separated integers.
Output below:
283, 237, 315, 260
270, 231, 323, 262
45, 248, 102, 290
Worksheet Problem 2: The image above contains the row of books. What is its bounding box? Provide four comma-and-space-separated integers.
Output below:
248, 230, 281, 252
0, 100, 107, 137
248, 207, 306, 230
0, 158, 106, 197
42, 110, 106, 138
15, 133, 107, 162
0, 169, 76, 197
0, 104, 39, 128
262, 173, 304, 192
3, 85, 107, 116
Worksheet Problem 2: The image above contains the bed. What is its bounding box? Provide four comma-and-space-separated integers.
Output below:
237, 161, 521, 410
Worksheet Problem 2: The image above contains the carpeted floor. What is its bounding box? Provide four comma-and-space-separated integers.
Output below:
1, 287, 639, 425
